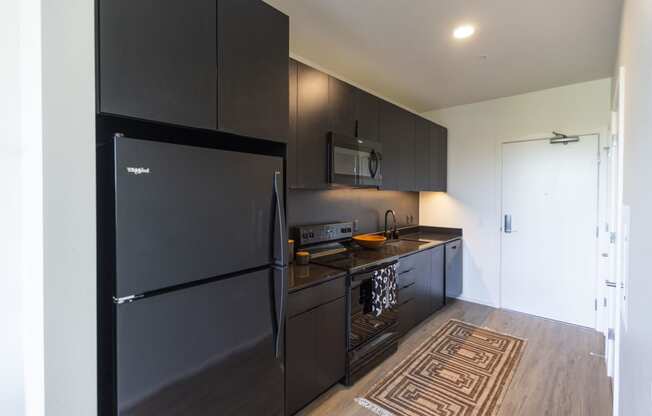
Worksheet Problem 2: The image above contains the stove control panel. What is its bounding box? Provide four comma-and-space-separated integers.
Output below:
293, 222, 354, 246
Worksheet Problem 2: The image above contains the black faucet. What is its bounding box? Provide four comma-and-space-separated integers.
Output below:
384, 210, 399, 240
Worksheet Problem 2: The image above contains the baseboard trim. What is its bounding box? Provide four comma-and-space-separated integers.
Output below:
449, 295, 499, 308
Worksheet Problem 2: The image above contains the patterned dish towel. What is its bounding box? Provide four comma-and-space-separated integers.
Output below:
371, 263, 398, 316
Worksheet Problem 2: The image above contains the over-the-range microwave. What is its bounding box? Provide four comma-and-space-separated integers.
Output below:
328, 132, 382, 188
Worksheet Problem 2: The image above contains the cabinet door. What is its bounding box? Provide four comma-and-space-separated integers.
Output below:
315, 297, 346, 393
355, 90, 380, 141
286, 297, 345, 415
218, 0, 288, 143
429, 124, 448, 191
399, 112, 416, 191
328, 77, 357, 138
288, 59, 298, 187
440, 128, 448, 191
379, 102, 414, 191
398, 298, 418, 336
99, 0, 218, 130
286, 309, 317, 415
430, 245, 446, 312
445, 240, 463, 298
296, 62, 329, 189
414, 250, 432, 324
414, 117, 430, 191
379, 102, 401, 190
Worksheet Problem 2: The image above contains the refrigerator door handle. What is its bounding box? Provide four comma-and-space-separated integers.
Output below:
273, 170, 286, 265
271, 171, 286, 359
271, 266, 286, 359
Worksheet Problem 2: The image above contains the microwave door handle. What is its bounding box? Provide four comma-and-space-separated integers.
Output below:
355, 153, 361, 185
369, 150, 379, 178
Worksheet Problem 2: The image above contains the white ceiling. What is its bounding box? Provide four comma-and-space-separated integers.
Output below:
264, 0, 623, 112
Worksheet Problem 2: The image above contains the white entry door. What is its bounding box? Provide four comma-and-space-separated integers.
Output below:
501, 135, 599, 327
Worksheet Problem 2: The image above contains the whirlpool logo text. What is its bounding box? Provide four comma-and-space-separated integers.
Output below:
126, 167, 151, 175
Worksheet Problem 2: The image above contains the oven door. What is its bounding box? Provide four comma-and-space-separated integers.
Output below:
349, 265, 398, 350
329, 133, 382, 187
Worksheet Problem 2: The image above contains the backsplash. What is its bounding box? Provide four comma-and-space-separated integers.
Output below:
287, 188, 419, 234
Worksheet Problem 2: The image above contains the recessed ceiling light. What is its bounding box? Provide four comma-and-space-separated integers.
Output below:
453, 25, 475, 39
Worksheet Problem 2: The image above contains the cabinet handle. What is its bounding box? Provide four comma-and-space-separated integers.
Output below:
400, 297, 414, 307
399, 268, 415, 275
401, 281, 416, 290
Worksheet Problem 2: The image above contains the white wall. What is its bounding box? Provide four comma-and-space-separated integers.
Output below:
420, 78, 612, 307
1, 0, 25, 413
2, 0, 96, 414
41, 0, 97, 414
615, 0, 652, 414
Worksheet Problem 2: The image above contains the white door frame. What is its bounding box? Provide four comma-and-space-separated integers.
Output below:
609, 66, 627, 416
496, 132, 605, 331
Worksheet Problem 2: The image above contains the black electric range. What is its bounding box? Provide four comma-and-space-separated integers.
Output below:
293, 222, 414, 385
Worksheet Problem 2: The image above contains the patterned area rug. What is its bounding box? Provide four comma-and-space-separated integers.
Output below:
356, 319, 526, 416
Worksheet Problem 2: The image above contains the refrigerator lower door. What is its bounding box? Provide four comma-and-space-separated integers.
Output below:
116, 268, 284, 415
114, 136, 284, 297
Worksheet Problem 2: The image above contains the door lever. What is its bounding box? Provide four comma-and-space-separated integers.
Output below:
504, 214, 512, 233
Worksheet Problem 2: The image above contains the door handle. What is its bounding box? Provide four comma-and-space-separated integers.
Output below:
504, 214, 512, 233
271, 266, 285, 359
268, 269, 279, 358
369, 150, 379, 178
273, 171, 286, 265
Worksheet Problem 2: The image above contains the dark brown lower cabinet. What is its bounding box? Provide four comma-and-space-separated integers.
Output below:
430, 245, 446, 312
286, 296, 346, 415
445, 240, 463, 298
398, 297, 418, 336
398, 246, 446, 336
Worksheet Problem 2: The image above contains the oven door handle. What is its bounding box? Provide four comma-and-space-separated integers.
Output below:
368, 150, 379, 179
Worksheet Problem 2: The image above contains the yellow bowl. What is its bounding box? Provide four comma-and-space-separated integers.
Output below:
353, 234, 387, 249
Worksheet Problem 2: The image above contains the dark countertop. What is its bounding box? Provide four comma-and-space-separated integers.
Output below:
396, 225, 463, 245
288, 263, 346, 293
289, 226, 462, 293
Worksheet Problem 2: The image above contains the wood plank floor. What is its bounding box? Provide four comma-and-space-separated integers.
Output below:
298, 300, 612, 416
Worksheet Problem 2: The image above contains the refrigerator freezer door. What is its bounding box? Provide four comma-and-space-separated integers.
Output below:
114, 137, 284, 297
116, 268, 285, 415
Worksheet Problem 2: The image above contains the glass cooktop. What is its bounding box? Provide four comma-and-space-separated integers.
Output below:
310, 239, 431, 273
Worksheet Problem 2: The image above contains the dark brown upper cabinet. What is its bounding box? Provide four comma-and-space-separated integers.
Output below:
328, 76, 357, 138
98, 0, 288, 143
399, 116, 416, 191
429, 123, 448, 192
99, 0, 218, 130
328, 77, 381, 142
218, 0, 289, 143
415, 116, 431, 191
416, 117, 448, 192
294, 61, 329, 189
288, 60, 447, 191
379, 102, 415, 191
288, 59, 298, 187
355, 90, 380, 142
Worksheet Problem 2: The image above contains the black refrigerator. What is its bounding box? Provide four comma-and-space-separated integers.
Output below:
102, 135, 287, 415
